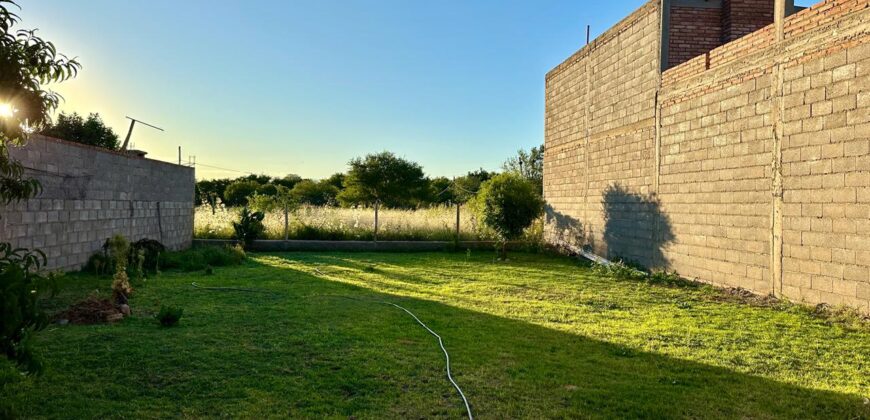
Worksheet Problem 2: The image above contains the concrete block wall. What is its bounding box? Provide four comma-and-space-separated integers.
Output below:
544, 1, 661, 266
545, 0, 870, 313
778, 4, 870, 308
0, 135, 195, 271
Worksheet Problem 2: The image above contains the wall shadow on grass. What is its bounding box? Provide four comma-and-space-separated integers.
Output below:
602, 184, 674, 269
251, 255, 867, 419
10, 255, 866, 418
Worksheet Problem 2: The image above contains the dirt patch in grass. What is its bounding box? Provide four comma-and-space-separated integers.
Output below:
56, 295, 123, 324
710, 287, 870, 330
712, 287, 782, 307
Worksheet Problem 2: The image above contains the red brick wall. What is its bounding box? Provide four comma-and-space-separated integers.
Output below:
669, 6, 723, 68
722, 0, 775, 42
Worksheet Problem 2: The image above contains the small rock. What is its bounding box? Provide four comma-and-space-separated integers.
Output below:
56, 319, 69, 326
119, 304, 131, 317
106, 313, 124, 323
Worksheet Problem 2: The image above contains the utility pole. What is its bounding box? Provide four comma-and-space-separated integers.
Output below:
121, 116, 164, 151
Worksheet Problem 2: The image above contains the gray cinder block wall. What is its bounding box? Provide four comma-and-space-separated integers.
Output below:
0, 135, 195, 271
545, 0, 870, 313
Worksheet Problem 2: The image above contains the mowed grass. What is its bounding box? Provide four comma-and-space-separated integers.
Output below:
3, 252, 869, 418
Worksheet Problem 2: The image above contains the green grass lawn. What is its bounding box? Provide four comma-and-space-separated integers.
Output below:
3, 252, 869, 418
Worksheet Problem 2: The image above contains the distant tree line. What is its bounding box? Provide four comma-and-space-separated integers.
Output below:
195, 145, 543, 210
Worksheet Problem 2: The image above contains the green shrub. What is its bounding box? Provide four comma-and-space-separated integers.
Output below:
130, 239, 165, 273
224, 180, 260, 207
233, 207, 265, 248
590, 260, 647, 281
107, 235, 133, 303
159, 245, 246, 272
0, 244, 57, 375
84, 252, 111, 276
156, 305, 184, 327
471, 173, 544, 259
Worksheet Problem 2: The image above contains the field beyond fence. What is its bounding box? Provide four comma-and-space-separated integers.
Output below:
194, 205, 544, 243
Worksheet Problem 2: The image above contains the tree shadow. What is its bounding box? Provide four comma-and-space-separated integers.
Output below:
242, 256, 868, 418
13, 255, 867, 418
602, 184, 674, 270
544, 204, 585, 252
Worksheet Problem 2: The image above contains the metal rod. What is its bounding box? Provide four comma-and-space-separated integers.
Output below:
121, 116, 165, 151
122, 119, 135, 150
125, 116, 164, 132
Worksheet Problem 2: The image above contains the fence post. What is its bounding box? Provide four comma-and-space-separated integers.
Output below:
283, 202, 289, 241
455, 203, 460, 246
374, 201, 379, 242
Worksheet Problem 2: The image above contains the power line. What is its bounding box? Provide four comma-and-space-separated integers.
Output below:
193, 162, 258, 176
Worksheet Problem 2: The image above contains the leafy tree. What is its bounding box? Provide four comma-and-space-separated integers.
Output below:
428, 176, 454, 205
292, 179, 339, 206
256, 183, 278, 197
39, 112, 119, 150
0, 0, 79, 377
242, 174, 272, 185
1, 1, 79, 203
473, 173, 544, 259
195, 178, 233, 212
0, 2, 79, 146
453, 168, 493, 203
272, 174, 302, 189
324, 172, 345, 190
247, 186, 298, 240
503, 144, 544, 194
338, 152, 427, 240
337, 152, 427, 209
247, 186, 296, 213
223, 180, 260, 207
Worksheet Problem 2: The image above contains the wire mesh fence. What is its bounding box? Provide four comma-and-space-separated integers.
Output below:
194, 204, 501, 242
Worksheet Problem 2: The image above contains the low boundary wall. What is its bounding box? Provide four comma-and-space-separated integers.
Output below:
193, 239, 528, 253
0, 135, 195, 271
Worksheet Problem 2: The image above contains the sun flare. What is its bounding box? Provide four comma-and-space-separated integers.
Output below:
0, 103, 14, 118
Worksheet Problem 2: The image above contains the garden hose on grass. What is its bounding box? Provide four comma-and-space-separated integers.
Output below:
312, 293, 474, 420
188, 279, 474, 419
383, 300, 474, 420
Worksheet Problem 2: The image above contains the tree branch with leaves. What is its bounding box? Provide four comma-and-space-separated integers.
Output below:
0, 0, 79, 377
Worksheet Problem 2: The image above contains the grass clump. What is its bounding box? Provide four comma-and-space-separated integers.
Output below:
156, 305, 183, 327
590, 259, 647, 280
158, 244, 245, 272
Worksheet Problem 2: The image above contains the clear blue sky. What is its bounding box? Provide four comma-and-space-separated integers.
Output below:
21, 1, 647, 180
